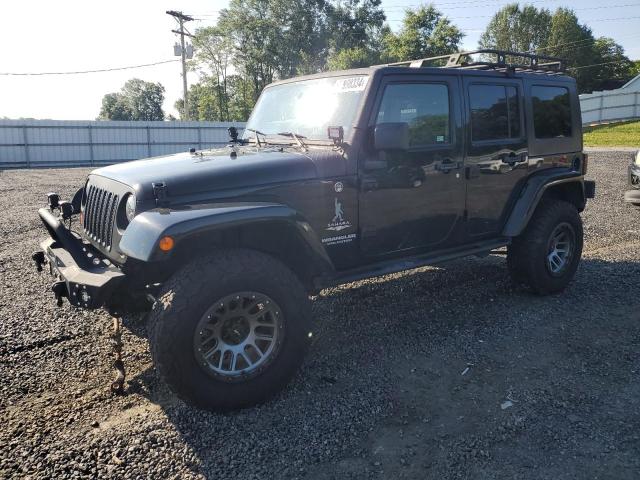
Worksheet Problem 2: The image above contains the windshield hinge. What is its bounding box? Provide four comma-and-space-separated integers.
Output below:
152, 182, 169, 207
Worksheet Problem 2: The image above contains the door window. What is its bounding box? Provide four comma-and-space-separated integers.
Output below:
469, 84, 521, 142
376, 83, 450, 147
531, 86, 572, 138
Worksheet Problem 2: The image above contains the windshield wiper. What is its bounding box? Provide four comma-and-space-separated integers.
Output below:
277, 131, 308, 151
245, 128, 266, 147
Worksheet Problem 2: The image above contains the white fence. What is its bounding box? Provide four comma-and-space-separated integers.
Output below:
580, 90, 640, 126
0, 120, 246, 169
3, 94, 639, 169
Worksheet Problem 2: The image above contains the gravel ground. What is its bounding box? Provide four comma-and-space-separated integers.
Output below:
1, 151, 639, 479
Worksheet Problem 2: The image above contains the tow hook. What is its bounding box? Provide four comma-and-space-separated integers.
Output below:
110, 315, 126, 395
51, 281, 67, 307
32, 251, 46, 272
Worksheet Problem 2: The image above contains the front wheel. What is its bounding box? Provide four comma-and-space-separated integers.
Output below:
147, 249, 312, 411
507, 199, 583, 295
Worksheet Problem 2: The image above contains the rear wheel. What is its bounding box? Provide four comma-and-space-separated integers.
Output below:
147, 249, 312, 411
507, 199, 583, 295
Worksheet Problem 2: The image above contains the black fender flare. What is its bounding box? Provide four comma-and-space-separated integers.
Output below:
502, 170, 587, 238
119, 202, 334, 279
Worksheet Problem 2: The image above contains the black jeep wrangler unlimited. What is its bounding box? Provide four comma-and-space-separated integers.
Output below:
35, 50, 595, 411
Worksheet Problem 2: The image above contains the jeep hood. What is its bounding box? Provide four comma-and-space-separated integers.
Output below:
91, 146, 344, 198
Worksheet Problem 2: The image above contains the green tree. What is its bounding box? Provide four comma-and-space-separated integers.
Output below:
545, 8, 596, 92
99, 93, 133, 121
175, 75, 255, 122
99, 79, 165, 120
383, 5, 464, 63
479, 5, 634, 93
327, 45, 379, 70
190, 26, 234, 121
215, 0, 329, 103
226, 74, 256, 121
479, 4, 551, 54
325, 0, 386, 53
175, 81, 216, 121
587, 37, 634, 90
189, 0, 389, 111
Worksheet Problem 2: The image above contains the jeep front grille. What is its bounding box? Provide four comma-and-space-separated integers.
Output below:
83, 185, 119, 250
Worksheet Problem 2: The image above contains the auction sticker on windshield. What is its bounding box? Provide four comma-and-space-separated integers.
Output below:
333, 76, 369, 92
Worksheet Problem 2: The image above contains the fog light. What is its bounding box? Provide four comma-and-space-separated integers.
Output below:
158, 236, 174, 252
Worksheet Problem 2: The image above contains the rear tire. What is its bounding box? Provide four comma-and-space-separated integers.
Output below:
507, 199, 583, 295
147, 249, 312, 411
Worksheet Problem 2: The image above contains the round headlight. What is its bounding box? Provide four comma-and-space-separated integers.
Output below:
125, 194, 137, 222
635, 150, 640, 166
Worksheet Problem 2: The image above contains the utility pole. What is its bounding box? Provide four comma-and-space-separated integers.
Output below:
166, 10, 194, 120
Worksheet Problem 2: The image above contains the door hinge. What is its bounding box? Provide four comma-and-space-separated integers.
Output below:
152, 182, 169, 207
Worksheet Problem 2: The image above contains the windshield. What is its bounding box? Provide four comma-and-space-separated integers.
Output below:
242, 75, 369, 142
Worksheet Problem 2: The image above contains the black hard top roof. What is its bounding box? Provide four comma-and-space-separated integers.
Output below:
268, 49, 575, 88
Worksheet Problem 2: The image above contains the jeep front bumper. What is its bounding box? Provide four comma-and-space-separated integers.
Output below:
35, 207, 125, 309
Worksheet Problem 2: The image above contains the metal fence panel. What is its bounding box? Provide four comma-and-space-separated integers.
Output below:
0, 120, 245, 169
580, 90, 640, 125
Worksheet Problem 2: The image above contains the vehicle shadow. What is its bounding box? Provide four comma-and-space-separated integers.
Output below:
125, 253, 640, 478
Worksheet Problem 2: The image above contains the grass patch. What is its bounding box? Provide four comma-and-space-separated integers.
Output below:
583, 120, 640, 147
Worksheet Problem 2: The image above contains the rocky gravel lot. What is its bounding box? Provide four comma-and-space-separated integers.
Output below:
1, 151, 639, 479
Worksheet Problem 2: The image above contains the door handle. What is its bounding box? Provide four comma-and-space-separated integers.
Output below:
436, 160, 460, 173
499, 152, 527, 164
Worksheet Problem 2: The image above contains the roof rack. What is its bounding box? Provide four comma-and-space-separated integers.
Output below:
383, 49, 566, 75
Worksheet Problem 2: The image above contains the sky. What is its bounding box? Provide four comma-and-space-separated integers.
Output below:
1, 0, 639, 120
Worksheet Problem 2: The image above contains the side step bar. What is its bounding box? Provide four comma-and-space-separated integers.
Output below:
324, 238, 510, 288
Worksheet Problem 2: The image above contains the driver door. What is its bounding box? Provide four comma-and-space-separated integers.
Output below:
358, 75, 466, 257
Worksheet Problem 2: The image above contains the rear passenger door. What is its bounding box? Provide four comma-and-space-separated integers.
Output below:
463, 78, 528, 238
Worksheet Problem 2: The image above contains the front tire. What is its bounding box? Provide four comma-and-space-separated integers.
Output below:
507, 199, 583, 295
147, 249, 312, 411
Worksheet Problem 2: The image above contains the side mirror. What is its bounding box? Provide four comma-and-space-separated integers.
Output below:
374, 123, 410, 151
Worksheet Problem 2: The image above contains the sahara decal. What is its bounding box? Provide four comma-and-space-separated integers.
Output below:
326, 197, 352, 232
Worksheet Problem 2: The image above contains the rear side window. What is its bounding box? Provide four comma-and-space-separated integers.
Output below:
469, 84, 521, 142
531, 86, 572, 138
376, 83, 450, 147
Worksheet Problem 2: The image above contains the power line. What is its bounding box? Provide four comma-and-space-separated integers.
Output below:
584, 15, 640, 21
301, 15, 640, 41
192, 0, 640, 16
385, 1, 640, 13
569, 59, 634, 70
530, 32, 640, 54
190, 0, 613, 15
381, 0, 606, 8
386, 2, 640, 20
0, 59, 179, 76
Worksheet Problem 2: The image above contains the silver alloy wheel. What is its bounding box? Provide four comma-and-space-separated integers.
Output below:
546, 222, 574, 276
193, 292, 284, 381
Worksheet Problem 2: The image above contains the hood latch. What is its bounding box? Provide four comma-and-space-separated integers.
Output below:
152, 182, 169, 207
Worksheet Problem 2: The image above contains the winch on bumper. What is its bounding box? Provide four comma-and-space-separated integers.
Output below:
34, 206, 125, 309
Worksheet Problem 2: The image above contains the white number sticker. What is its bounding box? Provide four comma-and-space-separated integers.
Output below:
333, 76, 369, 92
